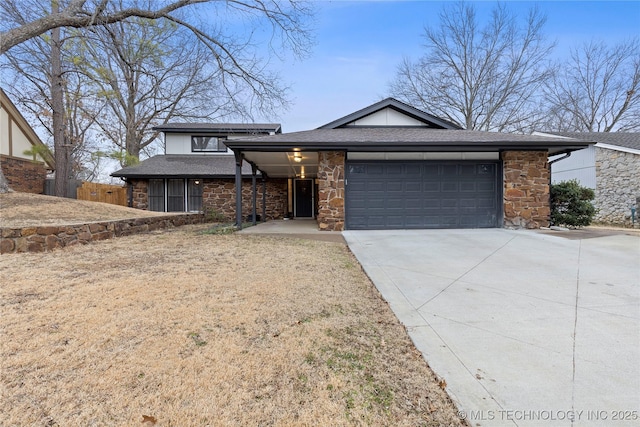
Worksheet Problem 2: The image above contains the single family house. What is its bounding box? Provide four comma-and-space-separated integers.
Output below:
0, 88, 55, 193
538, 132, 640, 226
113, 98, 592, 230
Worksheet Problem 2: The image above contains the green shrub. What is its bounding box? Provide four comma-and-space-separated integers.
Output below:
203, 207, 226, 223
550, 180, 596, 228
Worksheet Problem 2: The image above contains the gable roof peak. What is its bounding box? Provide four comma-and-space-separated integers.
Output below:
318, 97, 462, 130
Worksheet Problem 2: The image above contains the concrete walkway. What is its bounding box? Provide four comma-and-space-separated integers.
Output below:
236, 219, 345, 243
343, 229, 640, 427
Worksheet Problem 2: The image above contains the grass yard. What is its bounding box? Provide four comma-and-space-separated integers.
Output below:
0, 194, 465, 426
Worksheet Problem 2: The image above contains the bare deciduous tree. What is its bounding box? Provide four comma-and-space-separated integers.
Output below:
389, 1, 554, 132
1, 0, 313, 194
73, 14, 235, 165
3, 14, 103, 196
0, 0, 209, 54
543, 39, 640, 132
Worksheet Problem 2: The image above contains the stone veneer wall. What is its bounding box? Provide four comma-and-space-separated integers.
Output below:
595, 148, 640, 226
131, 179, 148, 210
202, 178, 288, 221
502, 151, 550, 229
1, 155, 47, 194
128, 178, 287, 221
1, 213, 206, 254
317, 151, 345, 231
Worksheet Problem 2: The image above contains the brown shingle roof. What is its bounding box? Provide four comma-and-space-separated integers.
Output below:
153, 123, 281, 134
544, 132, 640, 151
111, 155, 258, 178
225, 128, 592, 153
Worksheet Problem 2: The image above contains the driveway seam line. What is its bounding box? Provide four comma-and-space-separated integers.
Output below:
416, 234, 518, 311
571, 240, 582, 427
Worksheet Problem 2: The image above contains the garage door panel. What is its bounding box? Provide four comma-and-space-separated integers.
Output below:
405, 198, 423, 208
477, 181, 496, 192
386, 181, 403, 191
405, 164, 422, 175
346, 161, 500, 229
405, 182, 421, 192
441, 182, 458, 192
459, 182, 478, 192
459, 164, 478, 176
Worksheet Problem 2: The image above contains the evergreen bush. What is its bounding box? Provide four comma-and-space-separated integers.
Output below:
550, 180, 596, 228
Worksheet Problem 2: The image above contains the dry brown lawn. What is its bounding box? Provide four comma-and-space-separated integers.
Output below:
0, 192, 167, 228
1, 193, 465, 426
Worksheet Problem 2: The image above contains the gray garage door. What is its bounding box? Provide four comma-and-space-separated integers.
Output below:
346, 161, 500, 229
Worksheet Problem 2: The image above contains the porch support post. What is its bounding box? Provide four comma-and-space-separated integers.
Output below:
251, 164, 257, 225
234, 150, 243, 230
262, 176, 266, 222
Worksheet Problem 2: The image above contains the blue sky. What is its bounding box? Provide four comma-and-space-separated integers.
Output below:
269, 1, 640, 132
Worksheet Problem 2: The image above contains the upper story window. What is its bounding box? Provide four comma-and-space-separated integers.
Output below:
191, 136, 227, 152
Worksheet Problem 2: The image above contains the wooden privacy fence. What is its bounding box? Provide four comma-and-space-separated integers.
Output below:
77, 182, 127, 206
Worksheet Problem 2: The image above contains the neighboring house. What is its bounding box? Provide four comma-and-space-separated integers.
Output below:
538, 132, 640, 226
223, 98, 591, 230
0, 88, 55, 193
111, 123, 287, 220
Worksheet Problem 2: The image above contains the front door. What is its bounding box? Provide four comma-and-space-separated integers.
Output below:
294, 179, 314, 218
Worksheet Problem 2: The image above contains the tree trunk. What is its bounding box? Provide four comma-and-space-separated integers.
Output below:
51, 1, 68, 197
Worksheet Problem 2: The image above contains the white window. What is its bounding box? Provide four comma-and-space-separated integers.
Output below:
191, 136, 226, 152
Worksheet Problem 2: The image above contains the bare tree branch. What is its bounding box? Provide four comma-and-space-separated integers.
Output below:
0, 0, 209, 54
388, 1, 554, 132
543, 38, 640, 132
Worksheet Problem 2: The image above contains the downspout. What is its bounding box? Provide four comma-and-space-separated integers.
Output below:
548, 151, 572, 227
251, 163, 257, 225
262, 176, 266, 222
233, 150, 244, 230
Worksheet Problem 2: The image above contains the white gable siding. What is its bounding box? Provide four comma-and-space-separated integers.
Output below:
551, 145, 596, 188
0, 106, 10, 155
1, 105, 44, 161
344, 107, 425, 127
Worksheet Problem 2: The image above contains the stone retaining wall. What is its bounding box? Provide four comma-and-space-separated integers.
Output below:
0, 213, 206, 254
595, 148, 640, 226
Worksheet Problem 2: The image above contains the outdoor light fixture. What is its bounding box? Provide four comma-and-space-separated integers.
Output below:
194, 180, 200, 185
293, 153, 302, 162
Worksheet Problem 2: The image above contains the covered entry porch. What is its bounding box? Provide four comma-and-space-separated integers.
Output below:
230, 149, 343, 230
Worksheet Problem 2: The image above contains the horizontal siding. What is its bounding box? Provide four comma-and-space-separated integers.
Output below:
551, 146, 596, 188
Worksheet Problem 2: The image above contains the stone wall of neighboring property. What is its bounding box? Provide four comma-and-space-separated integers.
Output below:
0, 213, 206, 254
595, 147, 640, 226
317, 151, 345, 231
502, 151, 550, 229
202, 178, 288, 221
0, 154, 46, 194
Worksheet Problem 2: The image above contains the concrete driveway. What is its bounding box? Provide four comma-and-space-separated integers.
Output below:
343, 229, 640, 427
